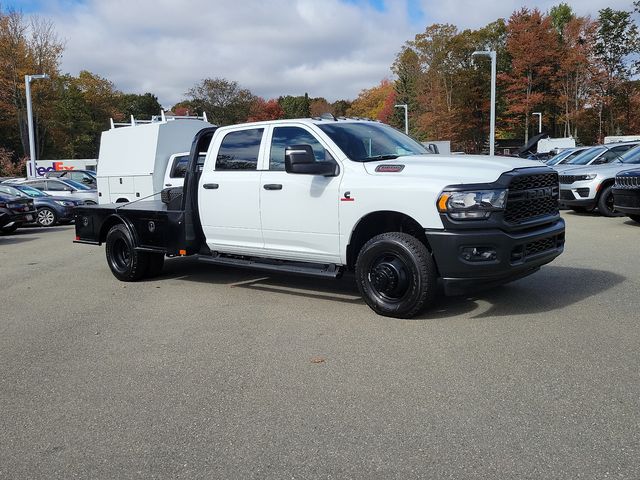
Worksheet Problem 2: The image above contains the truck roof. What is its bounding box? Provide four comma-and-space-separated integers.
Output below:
213, 116, 381, 131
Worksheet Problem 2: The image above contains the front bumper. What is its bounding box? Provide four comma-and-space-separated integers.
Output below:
559, 182, 596, 207
612, 188, 640, 215
426, 219, 565, 296
12, 209, 37, 224
56, 205, 76, 221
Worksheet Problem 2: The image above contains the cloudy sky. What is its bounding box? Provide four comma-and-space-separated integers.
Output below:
8, 0, 637, 107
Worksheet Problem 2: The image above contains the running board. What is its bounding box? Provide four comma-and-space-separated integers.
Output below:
198, 254, 344, 279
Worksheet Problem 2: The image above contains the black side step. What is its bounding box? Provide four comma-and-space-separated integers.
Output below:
198, 254, 343, 279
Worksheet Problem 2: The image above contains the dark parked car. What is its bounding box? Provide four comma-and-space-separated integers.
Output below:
0, 191, 37, 234
0, 184, 80, 227
613, 169, 640, 223
46, 169, 96, 188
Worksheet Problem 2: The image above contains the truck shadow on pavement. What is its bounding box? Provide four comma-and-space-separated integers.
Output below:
420, 266, 625, 320
157, 257, 363, 305
159, 259, 624, 317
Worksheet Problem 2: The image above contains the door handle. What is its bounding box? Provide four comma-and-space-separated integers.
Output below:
165, 183, 171, 187
263, 184, 283, 190
203, 183, 219, 189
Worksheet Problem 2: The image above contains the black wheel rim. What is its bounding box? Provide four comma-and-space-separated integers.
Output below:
367, 252, 411, 302
606, 192, 615, 214
112, 238, 131, 271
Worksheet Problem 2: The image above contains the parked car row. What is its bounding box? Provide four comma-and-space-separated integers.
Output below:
545, 142, 640, 223
0, 172, 97, 234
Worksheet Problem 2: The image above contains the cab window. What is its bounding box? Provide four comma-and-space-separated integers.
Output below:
269, 126, 329, 171
216, 129, 264, 171
170, 155, 190, 178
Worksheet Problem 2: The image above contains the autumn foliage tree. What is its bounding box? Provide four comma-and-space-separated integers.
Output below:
247, 98, 285, 122
347, 80, 395, 121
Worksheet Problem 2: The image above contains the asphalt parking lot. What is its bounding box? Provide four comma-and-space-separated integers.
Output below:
1, 212, 639, 479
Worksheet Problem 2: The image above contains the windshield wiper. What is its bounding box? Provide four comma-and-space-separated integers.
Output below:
361, 154, 400, 162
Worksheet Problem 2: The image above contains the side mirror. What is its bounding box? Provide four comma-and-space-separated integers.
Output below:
284, 145, 337, 176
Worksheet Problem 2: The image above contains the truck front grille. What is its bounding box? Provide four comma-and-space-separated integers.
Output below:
558, 175, 576, 184
614, 175, 640, 189
510, 233, 565, 263
504, 172, 559, 224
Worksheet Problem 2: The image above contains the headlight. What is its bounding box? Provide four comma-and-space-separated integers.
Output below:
437, 189, 507, 220
575, 174, 597, 181
55, 200, 74, 206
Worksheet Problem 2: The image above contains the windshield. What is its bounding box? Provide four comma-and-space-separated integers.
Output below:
317, 122, 427, 161
620, 145, 640, 164
15, 185, 48, 197
62, 179, 91, 190
565, 147, 606, 165
546, 149, 576, 165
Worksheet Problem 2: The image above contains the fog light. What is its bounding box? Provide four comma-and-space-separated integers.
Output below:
460, 246, 497, 262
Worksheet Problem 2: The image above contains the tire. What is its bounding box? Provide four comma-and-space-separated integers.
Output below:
105, 224, 149, 281
597, 185, 622, 217
0, 223, 19, 234
146, 252, 165, 278
85, 200, 97, 205
629, 214, 640, 224
355, 232, 437, 319
36, 207, 57, 227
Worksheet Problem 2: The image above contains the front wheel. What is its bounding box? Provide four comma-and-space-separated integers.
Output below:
105, 224, 149, 281
355, 232, 437, 318
36, 207, 57, 227
597, 186, 622, 217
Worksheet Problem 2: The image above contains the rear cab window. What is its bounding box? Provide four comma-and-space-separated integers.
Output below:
215, 128, 264, 171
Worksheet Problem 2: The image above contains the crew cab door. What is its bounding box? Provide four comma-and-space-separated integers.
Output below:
259, 124, 341, 263
198, 127, 266, 254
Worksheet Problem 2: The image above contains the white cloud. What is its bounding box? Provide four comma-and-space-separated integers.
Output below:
35, 0, 636, 107
44, 0, 413, 107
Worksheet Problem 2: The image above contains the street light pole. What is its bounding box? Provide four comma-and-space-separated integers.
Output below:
394, 104, 408, 135
25, 74, 49, 178
471, 50, 496, 156
532, 112, 542, 134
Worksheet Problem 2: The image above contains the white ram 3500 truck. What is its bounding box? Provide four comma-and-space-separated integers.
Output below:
75, 118, 565, 318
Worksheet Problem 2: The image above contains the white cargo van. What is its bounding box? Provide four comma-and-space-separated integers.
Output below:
97, 115, 211, 204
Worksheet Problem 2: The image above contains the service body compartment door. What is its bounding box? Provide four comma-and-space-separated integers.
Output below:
260, 124, 341, 263
198, 127, 265, 254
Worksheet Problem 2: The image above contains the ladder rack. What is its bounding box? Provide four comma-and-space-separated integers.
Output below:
109, 110, 209, 129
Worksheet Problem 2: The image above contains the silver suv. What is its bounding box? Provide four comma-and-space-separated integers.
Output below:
552, 142, 639, 172
559, 144, 640, 216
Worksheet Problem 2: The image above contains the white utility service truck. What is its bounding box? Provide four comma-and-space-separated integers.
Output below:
75, 117, 565, 318
97, 115, 211, 204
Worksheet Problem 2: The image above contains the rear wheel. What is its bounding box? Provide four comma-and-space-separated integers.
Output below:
597, 186, 621, 217
105, 224, 149, 281
36, 207, 57, 227
355, 232, 437, 319
629, 214, 640, 223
